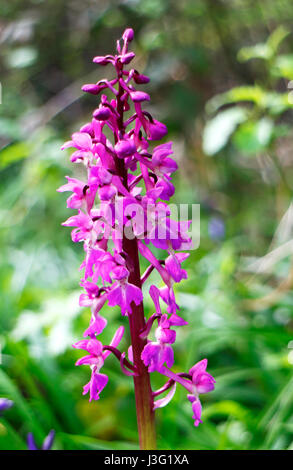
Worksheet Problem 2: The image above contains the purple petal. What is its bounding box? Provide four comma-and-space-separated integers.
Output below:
128, 345, 133, 363
72, 132, 92, 150
191, 399, 203, 427
125, 283, 143, 310
153, 382, 177, 410
75, 355, 97, 366
83, 315, 107, 337
42, 430, 55, 450
27, 433, 38, 450
189, 359, 208, 378
163, 345, 174, 368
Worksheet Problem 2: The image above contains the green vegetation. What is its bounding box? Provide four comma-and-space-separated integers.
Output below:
0, 0, 293, 450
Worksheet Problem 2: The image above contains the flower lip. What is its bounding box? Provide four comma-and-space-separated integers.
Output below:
111, 265, 129, 281
114, 139, 136, 158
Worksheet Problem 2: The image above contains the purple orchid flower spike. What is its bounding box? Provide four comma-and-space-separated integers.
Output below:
0, 398, 14, 415
59, 28, 215, 449
27, 430, 55, 450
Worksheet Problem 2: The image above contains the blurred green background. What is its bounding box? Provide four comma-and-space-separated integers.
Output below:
1, 0, 293, 450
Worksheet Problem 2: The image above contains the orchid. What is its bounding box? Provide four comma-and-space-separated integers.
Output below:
59, 28, 215, 449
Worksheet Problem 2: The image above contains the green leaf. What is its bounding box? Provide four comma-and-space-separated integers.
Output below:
203, 108, 246, 156
232, 118, 273, 155
238, 44, 271, 63
267, 26, 290, 56
0, 142, 30, 169
0, 368, 45, 441
206, 86, 266, 113
272, 54, 293, 79
204, 400, 251, 422
238, 26, 290, 63
0, 418, 26, 450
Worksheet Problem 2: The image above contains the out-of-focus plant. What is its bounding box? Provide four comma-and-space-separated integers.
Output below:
203, 26, 293, 183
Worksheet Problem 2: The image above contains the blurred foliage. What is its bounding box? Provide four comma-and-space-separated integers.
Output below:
0, 0, 293, 450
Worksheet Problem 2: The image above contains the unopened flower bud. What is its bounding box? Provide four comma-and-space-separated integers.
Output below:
133, 71, 150, 84
147, 119, 168, 140
120, 52, 135, 65
130, 91, 150, 102
93, 106, 111, 121
82, 83, 102, 95
122, 28, 134, 43
115, 139, 136, 158
93, 56, 110, 65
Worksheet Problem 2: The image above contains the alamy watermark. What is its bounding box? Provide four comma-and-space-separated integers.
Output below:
94, 199, 200, 250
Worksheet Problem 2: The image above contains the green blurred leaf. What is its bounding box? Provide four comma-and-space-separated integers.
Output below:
203, 108, 246, 156
238, 43, 271, 63
267, 26, 290, 55
0, 368, 44, 441
272, 54, 293, 79
5, 47, 37, 68
238, 26, 289, 63
0, 418, 26, 450
0, 142, 30, 169
232, 118, 273, 155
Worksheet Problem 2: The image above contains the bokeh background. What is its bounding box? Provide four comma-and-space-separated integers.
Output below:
1, 0, 293, 450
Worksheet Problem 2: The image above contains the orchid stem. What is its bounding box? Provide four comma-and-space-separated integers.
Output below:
114, 72, 156, 450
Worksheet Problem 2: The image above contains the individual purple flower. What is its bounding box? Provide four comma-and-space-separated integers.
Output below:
165, 252, 189, 283
62, 210, 93, 243
188, 359, 216, 395
57, 176, 96, 210
73, 326, 124, 401
61, 132, 94, 163
156, 359, 216, 427
141, 314, 177, 372
107, 266, 143, 316
142, 342, 174, 373
27, 430, 55, 450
